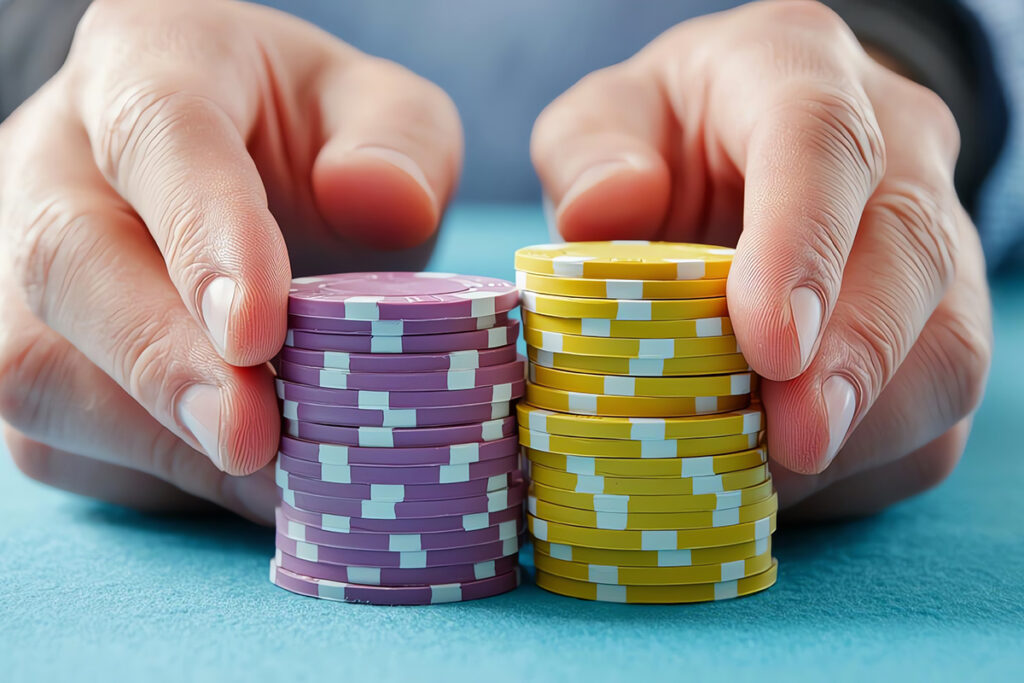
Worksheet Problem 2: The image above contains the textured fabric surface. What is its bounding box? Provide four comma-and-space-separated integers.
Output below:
2, 205, 1023, 682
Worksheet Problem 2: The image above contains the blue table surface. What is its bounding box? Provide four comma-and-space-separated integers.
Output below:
2, 204, 1023, 682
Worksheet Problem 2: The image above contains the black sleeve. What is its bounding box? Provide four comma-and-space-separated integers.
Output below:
0, 0, 92, 120
823, 0, 1009, 215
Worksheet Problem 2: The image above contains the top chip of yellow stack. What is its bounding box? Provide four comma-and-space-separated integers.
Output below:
514, 242, 734, 280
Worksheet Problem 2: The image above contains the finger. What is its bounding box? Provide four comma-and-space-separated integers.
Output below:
312, 56, 464, 250
695, 3, 888, 381
763, 75, 962, 475
4, 427, 213, 515
69, 8, 290, 365
782, 418, 971, 521
531, 61, 672, 241
0, 297, 275, 523
4, 105, 278, 474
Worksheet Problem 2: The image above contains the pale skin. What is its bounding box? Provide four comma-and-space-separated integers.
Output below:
0, 0, 993, 524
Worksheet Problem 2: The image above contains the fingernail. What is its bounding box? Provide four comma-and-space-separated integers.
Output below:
177, 384, 223, 469
353, 145, 437, 209
558, 158, 641, 215
227, 470, 276, 525
790, 286, 823, 369
201, 277, 236, 356
822, 375, 857, 469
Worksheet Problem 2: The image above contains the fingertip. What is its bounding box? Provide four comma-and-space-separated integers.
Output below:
219, 365, 280, 477
761, 378, 832, 475
555, 157, 670, 241
312, 144, 441, 251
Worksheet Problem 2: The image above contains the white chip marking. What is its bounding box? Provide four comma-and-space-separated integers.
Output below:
449, 350, 480, 369
574, 474, 604, 494
439, 463, 469, 483
580, 319, 611, 336
567, 392, 598, 414
481, 419, 503, 441
370, 336, 402, 353
318, 444, 349, 465
616, 300, 653, 321
605, 280, 643, 299
492, 383, 513, 402
388, 534, 422, 552
640, 440, 675, 459
596, 584, 627, 602
358, 391, 389, 409
670, 259, 706, 280
720, 560, 745, 582
641, 530, 676, 551
657, 549, 692, 567
692, 474, 725, 495
541, 330, 563, 352
551, 255, 588, 277
603, 376, 635, 396
475, 314, 497, 330
596, 511, 627, 530
714, 580, 739, 600
588, 565, 618, 584
628, 358, 665, 375
487, 489, 509, 511
449, 443, 481, 465
629, 418, 666, 440
321, 464, 352, 484
593, 494, 628, 513
370, 320, 404, 336
400, 551, 427, 569
743, 410, 762, 433
731, 374, 751, 395
347, 566, 381, 585
549, 543, 572, 561
529, 430, 549, 452
565, 455, 594, 476
282, 400, 298, 420
321, 514, 350, 533
680, 457, 714, 477
695, 318, 723, 337
431, 584, 463, 604
344, 297, 382, 321
360, 500, 397, 519
712, 508, 740, 527
637, 339, 675, 358
318, 370, 347, 389
296, 540, 318, 562
532, 517, 549, 540
358, 426, 394, 448
287, 521, 306, 541
695, 396, 718, 414
382, 409, 417, 427
370, 484, 405, 502
447, 369, 474, 390
474, 560, 497, 579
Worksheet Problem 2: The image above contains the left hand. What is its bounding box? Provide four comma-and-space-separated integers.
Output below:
530, 1, 993, 518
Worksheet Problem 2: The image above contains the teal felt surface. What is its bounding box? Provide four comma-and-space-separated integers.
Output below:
2, 204, 1023, 682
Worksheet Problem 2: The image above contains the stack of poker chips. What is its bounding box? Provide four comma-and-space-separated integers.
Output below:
514, 242, 778, 604
269, 272, 526, 605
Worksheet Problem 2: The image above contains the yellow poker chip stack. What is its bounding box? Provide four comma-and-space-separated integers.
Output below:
513, 241, 778, 604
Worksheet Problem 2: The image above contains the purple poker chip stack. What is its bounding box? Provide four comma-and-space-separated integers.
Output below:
270, 272, 526, 605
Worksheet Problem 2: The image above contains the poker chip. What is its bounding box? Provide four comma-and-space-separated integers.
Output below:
279, 344, 518, 372
525, 446, 768, 477
534, 562, 777, 603
525, 383, 751, 417
524, 328, 741, 358
275, 378, 525, 409
284, 320, 520, 353
528, 365, 753, 397
533, 547, 774, 585
270, 561, 521, 605
523, 311, 734, 339
516, 403, 763, 440
277, 358, 526, 392
514, 242, 734, 280
518, 430, 763, 458
532, 536, 771, 567
288, 311, 511, 335
515, 242, 777, 603
275, 510, 524, 552
288, 272, 519, 319
528, 479, 775, 513
271, 272, 524, 604
527, 346, 750, 377
515, 271, 727, 300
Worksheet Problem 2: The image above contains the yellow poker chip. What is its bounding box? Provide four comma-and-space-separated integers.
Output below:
525, 383, 750, 418
533, 537, 771, 568
527, 462, 770, 496
529, 365, 753, 397
527, 346, 750, 377
524, 329, 740, 359
523, 311, 734, 339
528, 492, 779, 531
527, 512, 776, 550
519, 428, 763, 458
514, 242, 734, 280
515, 271, 728, 300
521, 291, 729, 321
525, 446, 768, 478
534, 547, 774, 586
534, 561, 778, 603
529, 479, 775, 514
516, 403, 764, 440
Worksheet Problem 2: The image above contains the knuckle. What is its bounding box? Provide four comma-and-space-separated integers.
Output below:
761, 0, 850, 35
868, 182, 959, 291
837, 304, 906, 396
94, 88, 212, 183
777, 87, 887, 190
110, 306, 189, 411
0, 326, 63, 432
905, 83, 960, 158
923, 307, 993, 421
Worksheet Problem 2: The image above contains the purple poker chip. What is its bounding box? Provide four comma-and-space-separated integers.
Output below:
279, 478, 525, 519
278, 500, 523, 534
276, 464, 521, 502
282, 415, 517, 448
277, 452, 521, 485
277, 434, 520, 467
275, 532, 521, 569
278, 344, 518, 373
277, 358, 526, 392
275, 379, 525, 409
275, 508, 524, 551
274, 548, 520, 586
287, 312, 511, 336
270, 560, 521, 605
287, 272, 519, 320
281, 398, 512, 429
284, 320, 520, 354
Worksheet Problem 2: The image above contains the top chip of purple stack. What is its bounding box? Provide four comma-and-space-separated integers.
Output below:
288, 272, 520, 320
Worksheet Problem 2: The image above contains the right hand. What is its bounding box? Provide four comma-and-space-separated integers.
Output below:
0, 0, 463, 523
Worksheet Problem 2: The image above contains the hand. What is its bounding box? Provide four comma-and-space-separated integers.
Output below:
531, 0, 992, 518
0, 0, 463, 523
